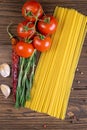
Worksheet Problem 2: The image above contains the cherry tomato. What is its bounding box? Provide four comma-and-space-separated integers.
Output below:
15, 41, 34, 58
33, 35, 52, 52
37, 15, 57, 35
17, 20, 35, 38
22, 1, 43, 22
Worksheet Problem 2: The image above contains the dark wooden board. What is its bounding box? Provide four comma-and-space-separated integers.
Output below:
0, 0, 87, 130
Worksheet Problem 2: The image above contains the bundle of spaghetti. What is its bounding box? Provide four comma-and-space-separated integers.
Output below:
60, 17, 87, 119
25, 7, 87, 119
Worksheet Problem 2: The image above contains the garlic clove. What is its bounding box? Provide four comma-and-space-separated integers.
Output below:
0, 63, 10, 77
0, 84, 11, 98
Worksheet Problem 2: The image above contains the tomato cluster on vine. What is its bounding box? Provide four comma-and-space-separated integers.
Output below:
15, 1, 58, 58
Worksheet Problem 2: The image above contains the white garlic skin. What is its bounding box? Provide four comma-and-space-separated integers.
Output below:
0, 84, 11, 98
0, 63, 10, 77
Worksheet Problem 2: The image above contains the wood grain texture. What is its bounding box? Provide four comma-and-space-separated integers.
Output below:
0, 0, 87, 130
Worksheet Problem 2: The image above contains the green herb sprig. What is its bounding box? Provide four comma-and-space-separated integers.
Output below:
15, 50, 36, 108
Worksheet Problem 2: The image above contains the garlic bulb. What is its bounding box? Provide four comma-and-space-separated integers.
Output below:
0, 84, 11, 98
0, 63, 10, 77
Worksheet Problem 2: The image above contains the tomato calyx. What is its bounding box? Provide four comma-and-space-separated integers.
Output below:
36, 32, 45, 40
39, 35, 45, 40
24, 9, 38, 21
23, 21, 35, 32
24, 8, 44, 22
25, 10, 34, 17
23, 25, 29, 31
39, 17, 51, 23
44, 17, 50, 23
24, 38, 33, 44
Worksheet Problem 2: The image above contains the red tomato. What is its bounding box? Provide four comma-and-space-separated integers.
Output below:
22, 1, 43, 22
15, 41, 34, 58
37, 15, 57, 35
33, 35, 52, 52
17, 21, 35, 38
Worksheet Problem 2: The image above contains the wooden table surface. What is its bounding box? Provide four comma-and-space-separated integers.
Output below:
0, 0, 87, 130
